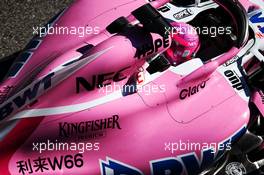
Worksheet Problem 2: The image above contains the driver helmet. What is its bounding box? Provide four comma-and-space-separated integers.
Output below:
165, 22, 200, 65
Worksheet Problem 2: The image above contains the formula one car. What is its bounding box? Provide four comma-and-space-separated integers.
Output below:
0, 0, 264, 174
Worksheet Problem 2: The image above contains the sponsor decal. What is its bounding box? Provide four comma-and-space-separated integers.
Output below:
0, 73, 54, 121
225, 162, 246, 175
173, 9, 194, 20
0, 48, 112, 122
59, 115, 121, 139
135, 35, 170, 59
223, 56, 240, 67
136, 68, 145, 85
101, 158, 144, 175
100, 127, 246, 175
16, 153, 83, 174
179, 81, 207, 100
224, 70, 243, 91
76, 67, 130, 93
250, 11, 264, 38
158, 5, 170, 13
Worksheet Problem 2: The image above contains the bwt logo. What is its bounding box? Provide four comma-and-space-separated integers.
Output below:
0, 73, 54, 121
100, 127, 246, 175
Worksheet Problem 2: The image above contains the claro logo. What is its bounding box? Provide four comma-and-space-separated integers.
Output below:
76, 66, 130, 93
179, 81, 207, 100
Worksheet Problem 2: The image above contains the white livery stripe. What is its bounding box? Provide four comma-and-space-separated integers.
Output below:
10, 90, 122, 120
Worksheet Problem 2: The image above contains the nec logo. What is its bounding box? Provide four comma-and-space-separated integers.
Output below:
250, 11, 264, 34
76, 66, 130, 93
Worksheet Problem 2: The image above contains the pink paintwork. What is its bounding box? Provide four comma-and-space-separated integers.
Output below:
0, 0, 258, 175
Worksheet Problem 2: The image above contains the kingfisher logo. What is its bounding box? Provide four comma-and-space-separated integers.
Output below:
59, 115, 121, 138
250, 11, 264, 38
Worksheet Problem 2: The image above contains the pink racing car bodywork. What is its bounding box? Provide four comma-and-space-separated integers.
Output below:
0, 0, 263, 175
